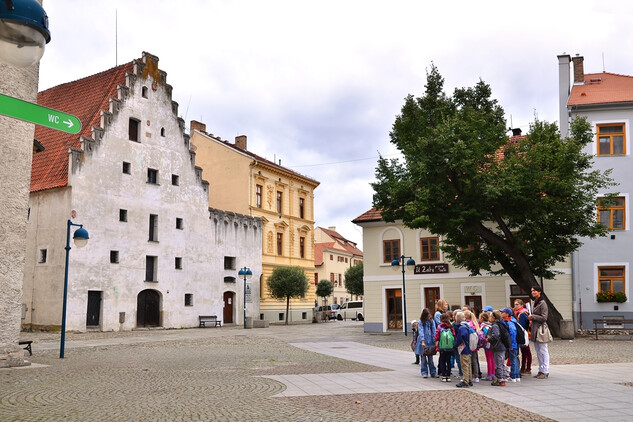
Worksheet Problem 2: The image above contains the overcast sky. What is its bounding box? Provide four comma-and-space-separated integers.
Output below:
37, 0, 633, 248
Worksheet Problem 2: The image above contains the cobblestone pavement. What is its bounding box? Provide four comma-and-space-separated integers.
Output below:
1, 321, 630, 421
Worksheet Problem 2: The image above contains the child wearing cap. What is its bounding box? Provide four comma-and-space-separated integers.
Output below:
501, 307, 521, 382
411, 320, 420, 365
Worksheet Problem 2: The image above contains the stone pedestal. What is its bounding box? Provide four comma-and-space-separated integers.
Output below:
0, 345, 30, 368
559, 320, 575, 339
245, 317, 253, 329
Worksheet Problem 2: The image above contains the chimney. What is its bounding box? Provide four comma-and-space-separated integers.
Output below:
190, 120, 206, 133
328, 226, 336, 231
572, 55, 584, 84
235, 135, 247, 150
511, 128, 522, 137
557, 54, 571, 138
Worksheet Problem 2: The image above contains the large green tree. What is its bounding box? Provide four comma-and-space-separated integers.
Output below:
372, 65, 615, 334
266, 266, 309, 325
344, 262, 364, 297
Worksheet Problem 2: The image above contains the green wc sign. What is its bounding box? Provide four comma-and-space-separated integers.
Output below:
0, 93, 81, 134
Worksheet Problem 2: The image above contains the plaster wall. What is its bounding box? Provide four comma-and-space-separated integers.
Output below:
0, 57, 39, 364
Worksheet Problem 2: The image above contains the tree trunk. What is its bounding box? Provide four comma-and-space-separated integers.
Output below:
285, 296, 290, 325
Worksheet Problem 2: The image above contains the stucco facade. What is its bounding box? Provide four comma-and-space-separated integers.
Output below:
353, 214, 572, 334
314, 226, 363, 305
0, 52, 40, 367
559, 54, 633, 327
189, 124, 319, 323
22, 52, 262, 332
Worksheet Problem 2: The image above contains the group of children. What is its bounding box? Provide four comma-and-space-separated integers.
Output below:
410, 300, 533, 388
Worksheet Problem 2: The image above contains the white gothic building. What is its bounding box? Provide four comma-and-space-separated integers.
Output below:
22, 52, 262, 332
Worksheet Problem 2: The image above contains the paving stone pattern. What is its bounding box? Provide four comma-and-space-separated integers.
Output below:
2, 322, 630, 421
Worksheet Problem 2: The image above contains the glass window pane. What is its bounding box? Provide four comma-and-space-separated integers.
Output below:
613, 136, 624, 154
600, 268, 624, 277
599, 280, 611, 292
599, 125, 623, 134
613, 210, 624, 228
599, 137, 611, 154
613, 280, 624, 293
599, 210, 610, 226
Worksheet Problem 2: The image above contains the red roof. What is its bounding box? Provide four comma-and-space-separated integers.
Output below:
31, 61, 134, 192
352, 208, 383, 224
313, 242, 332, 266
568, 72, 633, 107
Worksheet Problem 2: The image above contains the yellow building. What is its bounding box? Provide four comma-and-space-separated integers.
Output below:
314, 226, 363, 306
189, 121, 320, 323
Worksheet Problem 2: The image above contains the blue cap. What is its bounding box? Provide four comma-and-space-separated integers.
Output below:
501, 307, 513, 315
483, 306, 493, 312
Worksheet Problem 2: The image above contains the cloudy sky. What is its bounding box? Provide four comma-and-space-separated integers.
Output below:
37, 0, 633, 248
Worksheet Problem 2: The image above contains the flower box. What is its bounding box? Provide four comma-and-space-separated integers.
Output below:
596, 291, 627, 303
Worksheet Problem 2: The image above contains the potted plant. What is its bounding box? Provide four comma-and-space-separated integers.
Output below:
596, 291, 628, 303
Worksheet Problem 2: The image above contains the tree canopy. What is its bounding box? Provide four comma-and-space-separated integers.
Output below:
372, 65, 616, 333
266, 266, 309, 325
316, 280, 334, 302
344, 262, 364, 297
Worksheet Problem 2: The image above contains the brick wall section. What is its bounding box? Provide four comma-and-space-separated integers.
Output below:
572, 56, 584, 83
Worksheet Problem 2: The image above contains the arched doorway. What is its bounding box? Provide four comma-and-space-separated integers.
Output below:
223, 291, 234, 324
137, 289, 161, 327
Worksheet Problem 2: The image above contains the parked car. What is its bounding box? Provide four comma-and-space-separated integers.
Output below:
337, 300, 364, 321
315, 305, 337, 320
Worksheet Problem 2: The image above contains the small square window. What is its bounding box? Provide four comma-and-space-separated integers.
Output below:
175, 257, 182, 270
176, 218, 183, 230
160, 127, 166, 137
122, 162, 131, 174
224, 256, 236, 270
278, 313, 284, 321
185, 293, 193, 307
110, 250, 119, 264
142, 86, 148, 98
147, 168, 158, 184
119, 209, 128, 222
171, 174, 179, 186
38, 249, 47, 263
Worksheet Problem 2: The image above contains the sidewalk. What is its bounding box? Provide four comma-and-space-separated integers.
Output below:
263, 341, 633, 422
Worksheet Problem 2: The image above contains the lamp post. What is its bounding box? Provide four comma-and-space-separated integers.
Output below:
238, 266, 252, 329
0, 0, 51, 67
60, 220, 89, 358
391, 255, 416, 336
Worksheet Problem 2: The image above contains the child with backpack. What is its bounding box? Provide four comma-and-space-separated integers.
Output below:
411, 320, 420, 365
464, 310, 483, 382
501, 307, 521, 382
514, 299, 532, 375
434, 313, 455, 382
479, 311, 495, 380
454, 311, 472, 388
415, 308, 437, 378
488, 310, 510, 386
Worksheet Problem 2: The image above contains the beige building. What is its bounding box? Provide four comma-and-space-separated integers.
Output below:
314, 226, 363, 305
189, 122, 320, 323
353, 209, 573, 333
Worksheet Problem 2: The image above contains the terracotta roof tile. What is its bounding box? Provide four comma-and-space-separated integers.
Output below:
568, 72, 633, 107
315, 226, 363, 256
31, 62, 134, 192
352, 207, 383, 224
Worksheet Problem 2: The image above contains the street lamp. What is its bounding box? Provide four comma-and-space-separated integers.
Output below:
391, 255, 416, 336
238, 266, 252, 329
60, 220, 89, 358
0, 0, 51, 67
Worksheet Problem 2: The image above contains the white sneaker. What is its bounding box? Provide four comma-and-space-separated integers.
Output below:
510, 378, 517, 382
474, 378, 480, 383
516, 377, 521, 382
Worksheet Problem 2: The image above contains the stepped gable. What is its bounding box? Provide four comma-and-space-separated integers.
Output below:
31, 52, 180, 193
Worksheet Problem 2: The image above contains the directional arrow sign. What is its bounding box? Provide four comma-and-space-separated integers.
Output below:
0, 93, 81, 134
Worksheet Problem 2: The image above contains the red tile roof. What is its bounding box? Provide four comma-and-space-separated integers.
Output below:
31, 61, 134, 192
352, 208, 383, 224
316, 226, 363, 256
568, 72, 633, 107
314, 242, 332, 266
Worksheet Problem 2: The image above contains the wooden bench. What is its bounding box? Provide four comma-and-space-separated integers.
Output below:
19, 340, 33, 356
593, 318, 633, 339
199, 315, 221, 328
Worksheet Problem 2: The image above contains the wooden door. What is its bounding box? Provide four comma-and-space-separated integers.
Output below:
465, 295, 482, 316
424, 287, 440, 311
86, 290, 101, 327
137, 289, 160, 327
223, 291, 233, 323
386, 288, 402, 330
